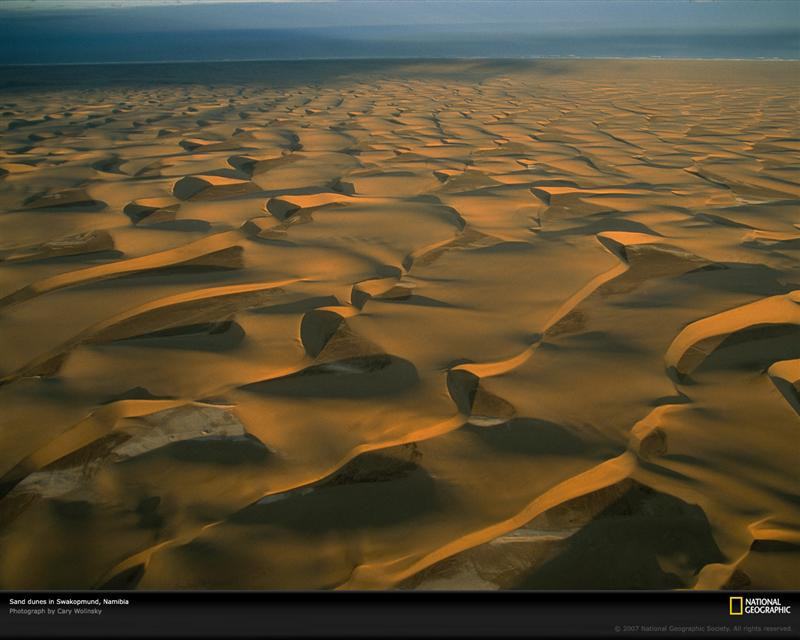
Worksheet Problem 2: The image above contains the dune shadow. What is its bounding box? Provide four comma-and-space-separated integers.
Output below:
695, 324, 800, 373
106, 319, 247, 352
510, 483, 725, 589
232, 464, 438, 533
110, 432, 272, 472
242, 354, 419, 398
461, 418, 592, 457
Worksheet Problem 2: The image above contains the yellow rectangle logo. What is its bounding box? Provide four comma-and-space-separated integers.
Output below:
730, 596, 743, 615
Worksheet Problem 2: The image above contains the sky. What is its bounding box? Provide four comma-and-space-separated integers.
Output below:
0, 0, 798, 64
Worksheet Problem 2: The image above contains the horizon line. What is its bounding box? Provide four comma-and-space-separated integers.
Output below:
2, 55, 799, 68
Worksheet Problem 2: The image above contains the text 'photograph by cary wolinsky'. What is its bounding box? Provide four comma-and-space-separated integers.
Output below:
0, 1, 798, 638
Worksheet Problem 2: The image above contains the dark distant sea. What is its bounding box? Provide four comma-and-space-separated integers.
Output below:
0, 25, 798, 65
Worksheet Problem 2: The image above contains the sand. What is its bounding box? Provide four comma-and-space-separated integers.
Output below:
0, 59, 797, 590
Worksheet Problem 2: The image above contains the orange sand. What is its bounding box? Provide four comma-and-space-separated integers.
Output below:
0, 59, 797, 590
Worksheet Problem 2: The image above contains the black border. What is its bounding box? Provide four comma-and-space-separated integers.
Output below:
2, 590, 799, 638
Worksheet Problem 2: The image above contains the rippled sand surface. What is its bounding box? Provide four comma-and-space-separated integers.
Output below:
0, 60, 798, 590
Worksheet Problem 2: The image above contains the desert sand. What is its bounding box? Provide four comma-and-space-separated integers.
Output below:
0, 59, 797, 590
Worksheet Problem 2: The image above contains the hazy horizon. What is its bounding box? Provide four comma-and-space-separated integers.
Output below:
1, 0, 798, 64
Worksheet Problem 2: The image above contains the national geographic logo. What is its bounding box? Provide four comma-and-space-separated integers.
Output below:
730, 596, 791, 615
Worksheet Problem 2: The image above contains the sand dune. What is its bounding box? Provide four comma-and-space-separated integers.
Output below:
0, 59, 798, 590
